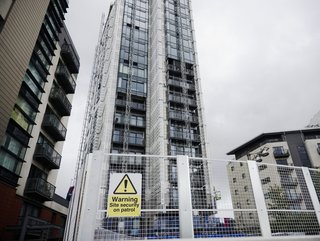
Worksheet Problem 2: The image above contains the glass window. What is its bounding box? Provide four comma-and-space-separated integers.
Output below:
16, 96, 37, 121
1, 135, 27, 159
0, 150, 23, 174
113, 130, 121, 142
23, 73, 42, 99
273, 146, 285, 154
11, 107, 32, 133
261, 177, 271, 184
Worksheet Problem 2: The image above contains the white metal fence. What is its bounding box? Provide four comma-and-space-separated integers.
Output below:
66, 152, 320, 241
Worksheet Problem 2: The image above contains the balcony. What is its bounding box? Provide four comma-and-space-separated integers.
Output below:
167, 64, 181, 73
0, 165, 20, 187
115, 99, 146, 111
167, 78, 195, 90
113, 134, 144, 146
25, 178, 56, 201
168, 94, 197, 106
185, 68, 194, 76
114, 116, 145, 128
55, 64, 76, 94
169, 131, 200, 142
61, 43, 80, 74
273, 149, 290, 158
49, 87, 72, 116
168, 111, 199, 123
34, 143, 61, 169
42, 114, 67, 141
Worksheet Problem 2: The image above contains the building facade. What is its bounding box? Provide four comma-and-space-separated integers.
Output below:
0, 0, 79, 240
68, 0, 212, 239
226, 128, 320, 233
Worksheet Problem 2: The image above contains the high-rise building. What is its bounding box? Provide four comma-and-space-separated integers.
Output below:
0, 0, 79, 240
68, 0, 212, 239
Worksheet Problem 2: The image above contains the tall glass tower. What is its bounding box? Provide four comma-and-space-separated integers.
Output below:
68, 0, 213, 239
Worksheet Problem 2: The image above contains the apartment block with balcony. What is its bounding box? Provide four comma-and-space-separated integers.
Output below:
67, 0, 213, 239
226, 128, 320, 231
0, 0, 79, 240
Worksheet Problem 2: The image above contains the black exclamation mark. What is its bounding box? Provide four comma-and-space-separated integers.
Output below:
124, 179, 128, 192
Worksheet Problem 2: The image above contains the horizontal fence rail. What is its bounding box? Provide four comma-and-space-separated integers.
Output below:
66, 153, 320, 241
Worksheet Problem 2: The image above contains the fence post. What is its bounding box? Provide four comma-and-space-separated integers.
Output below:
78, 151, 104, 241
177, 155, 194, 239
247, 161, 272, 238
301, 167, 320, 225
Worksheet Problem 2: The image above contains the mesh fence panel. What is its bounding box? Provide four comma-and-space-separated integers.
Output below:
190, 159, 262, 238
84, 154, 320, 240
256, 163, 320, 236
310, 169, 320, 201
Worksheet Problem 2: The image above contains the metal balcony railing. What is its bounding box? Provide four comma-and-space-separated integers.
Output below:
61, 43, 80, 74
167, 78, 195, 90
55, 64, 76, 94
169, 131, 200, 141
25, 178, 56, 201
115, 99, 146, 111
168, 111, 199, 123
114, 116, 145, 128
34, 143, 61, 169
112, 134, 144, 146
185, 68, 194, 76
49, 86, 72, 116
42, 114, 67, 141
273, 149, 290, 158
168, 94, 197, 106
167, 64, 181, 72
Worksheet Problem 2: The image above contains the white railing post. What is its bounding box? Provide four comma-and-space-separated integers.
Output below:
177, 155, 194, 239
302, 167, 320, 225
78, 151, 104, 241
247, 161, 272, 238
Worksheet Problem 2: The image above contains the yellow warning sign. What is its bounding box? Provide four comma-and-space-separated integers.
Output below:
107, 195, 141, 217
107, 173, 142, 217
113, 174, 137, 194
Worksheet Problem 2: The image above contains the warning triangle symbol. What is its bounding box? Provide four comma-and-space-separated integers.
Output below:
113, 174, 137, 194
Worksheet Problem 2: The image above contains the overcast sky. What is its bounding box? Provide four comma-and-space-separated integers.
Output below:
56, 0, 320, 196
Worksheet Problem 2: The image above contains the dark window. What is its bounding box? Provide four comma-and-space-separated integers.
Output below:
261, 177, 271, 185
258, 164, 267, 171
297, 145, 311, 167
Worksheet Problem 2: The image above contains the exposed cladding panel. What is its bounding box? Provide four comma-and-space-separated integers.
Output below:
0, 0, 50, 142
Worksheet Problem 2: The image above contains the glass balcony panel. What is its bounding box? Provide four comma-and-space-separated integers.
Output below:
34, 143, 61, 169
61, 43, 80, 74
42, 114, 67, 141
55, 64, 76, 93
25, 178, 56, 201
49, 86, 72, 116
